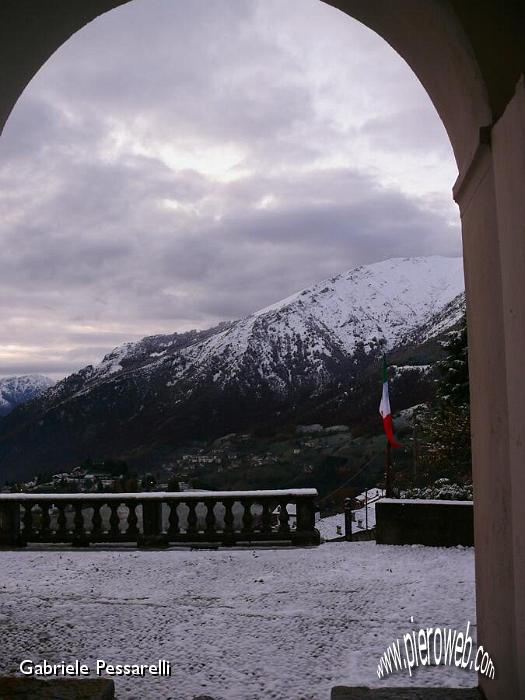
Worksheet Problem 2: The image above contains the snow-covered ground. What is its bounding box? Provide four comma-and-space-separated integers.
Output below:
318, 489, 384, 541
0, 543, 476, 699
317, 508, 375, 541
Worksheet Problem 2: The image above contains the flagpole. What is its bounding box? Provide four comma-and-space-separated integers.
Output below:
385, 440, 393, 498
365, 488, 368, 530
380, 354, 397, 497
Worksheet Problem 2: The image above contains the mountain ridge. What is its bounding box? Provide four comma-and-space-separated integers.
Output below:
0, 255, 464, 483
0, 375, 55, 417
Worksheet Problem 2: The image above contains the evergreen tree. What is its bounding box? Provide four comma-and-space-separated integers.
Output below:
436, 315, 469, 406
417, 314, 471, 483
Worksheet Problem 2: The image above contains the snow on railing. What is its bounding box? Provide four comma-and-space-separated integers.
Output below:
0, 489, 320, 547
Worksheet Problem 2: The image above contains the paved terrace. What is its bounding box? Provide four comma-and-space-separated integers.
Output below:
0, 542, 476, 700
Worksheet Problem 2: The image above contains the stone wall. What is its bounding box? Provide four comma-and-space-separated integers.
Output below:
375, 499, 474, 547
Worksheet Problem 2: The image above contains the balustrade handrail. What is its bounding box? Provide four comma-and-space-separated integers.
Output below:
0, 488, 318, 501
0, 488, 320, 548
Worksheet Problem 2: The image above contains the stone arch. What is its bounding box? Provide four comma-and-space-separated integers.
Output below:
0, 3, 524, 698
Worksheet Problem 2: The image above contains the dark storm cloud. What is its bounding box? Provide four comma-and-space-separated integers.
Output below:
151, 179, 459, 320
0, 0, 460, 378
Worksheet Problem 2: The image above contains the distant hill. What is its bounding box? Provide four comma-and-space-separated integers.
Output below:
0, 375, 55, 417
0, 256, 464, 483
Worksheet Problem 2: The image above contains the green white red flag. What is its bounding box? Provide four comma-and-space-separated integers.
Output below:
379, 357, 402, 448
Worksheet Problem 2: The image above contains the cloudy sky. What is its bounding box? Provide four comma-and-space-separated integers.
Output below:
0, 0, 461, 379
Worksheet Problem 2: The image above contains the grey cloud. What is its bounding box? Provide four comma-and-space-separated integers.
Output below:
359, 108, 452, 155
29, 0, 313, 147
0, 0, 460, 378
146, 171, 460, 320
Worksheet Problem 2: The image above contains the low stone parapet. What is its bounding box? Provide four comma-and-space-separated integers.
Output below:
375, 499, 474, 547
0, 489, 320, 548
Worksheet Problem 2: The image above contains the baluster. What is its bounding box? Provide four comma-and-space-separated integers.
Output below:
40, 502, 51, 539
168, 501, 179, 538
261, 501, 272, 535
56, 503, 67, 540
241, 500, 253, 537
205, 500, 216, 538
187, 501, 198, 536
23, 504, 33, 540
278, 500, 290, 535
109, 502, 120, 539
92, 503, 103, 539
127, 501, 138, 538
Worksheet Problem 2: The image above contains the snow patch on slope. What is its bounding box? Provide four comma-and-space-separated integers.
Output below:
45, 256, 465, 400
0, 375, 55, 416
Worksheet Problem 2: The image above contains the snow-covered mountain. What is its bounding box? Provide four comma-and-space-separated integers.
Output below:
53, 255, 464, 395
0, 256, 464, 481
0, 375, 55, 417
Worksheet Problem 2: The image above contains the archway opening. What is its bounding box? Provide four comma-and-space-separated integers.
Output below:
0, 1, 492, 698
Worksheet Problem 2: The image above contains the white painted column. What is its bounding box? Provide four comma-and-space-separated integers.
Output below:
490, 74, 525, 700
454, 134, 518, 699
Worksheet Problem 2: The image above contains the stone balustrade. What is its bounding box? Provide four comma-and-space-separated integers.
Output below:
0, 489, 320, 547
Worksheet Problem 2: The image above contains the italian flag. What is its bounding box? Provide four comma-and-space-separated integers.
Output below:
379, 357, 402, 448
